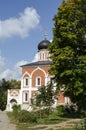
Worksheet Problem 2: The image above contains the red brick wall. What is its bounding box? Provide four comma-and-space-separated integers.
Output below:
22, 65, 65, 104
32, 69, 45, 87
22, 66, 51, 76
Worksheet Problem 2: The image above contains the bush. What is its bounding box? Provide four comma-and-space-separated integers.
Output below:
12, 104, 21, 119
12, 104, 21, 112
65, 104, 76, 113
75, 119, 86, 130
17, 110, 37, 123
56, 105, 64, 115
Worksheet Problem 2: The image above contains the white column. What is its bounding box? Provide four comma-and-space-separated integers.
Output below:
65, 97, 70, 104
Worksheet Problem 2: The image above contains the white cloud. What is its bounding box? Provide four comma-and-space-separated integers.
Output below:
15, 60, 28, 68
0, 69, 13, 80
0, 7, 40, 39
0, 54, 29, 80
32, 53, 38, 62
0, 52, 39, 80
50, 39, 52, 42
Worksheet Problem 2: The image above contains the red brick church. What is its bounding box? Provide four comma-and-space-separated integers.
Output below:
6, 38, 70, 111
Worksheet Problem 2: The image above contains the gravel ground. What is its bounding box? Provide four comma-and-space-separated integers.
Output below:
0, 110, 16, 130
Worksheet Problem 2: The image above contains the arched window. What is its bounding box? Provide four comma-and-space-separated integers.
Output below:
23, 77, 29, 87
23, 92, 29, 102
42, 53, 45, 60
40, 53, 41, 60
36, 77, 41, 86
26, 78, 28, 85
25, 93, 28, 101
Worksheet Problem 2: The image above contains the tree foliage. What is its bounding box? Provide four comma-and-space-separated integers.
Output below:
0, 78, 21, 110
31, 83, 56, 115
0, 79, 10, 110
49, 0, 86, 111
9, 79, 21, 89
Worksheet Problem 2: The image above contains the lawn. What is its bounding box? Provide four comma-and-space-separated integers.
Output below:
7, 105, 86, 130
7, 112, 81, 130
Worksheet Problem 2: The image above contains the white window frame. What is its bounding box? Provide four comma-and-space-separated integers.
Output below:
23, 91, 29, 102
23, 77, 29, 87
36, 76, 41, 86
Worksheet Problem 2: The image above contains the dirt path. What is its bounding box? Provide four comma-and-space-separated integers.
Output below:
28, 118, 81, 130
0, 110, 16, 130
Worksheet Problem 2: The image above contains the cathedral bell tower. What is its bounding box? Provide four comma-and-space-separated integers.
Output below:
38, 39, 50, 61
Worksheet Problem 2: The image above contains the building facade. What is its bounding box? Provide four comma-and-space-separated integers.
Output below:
6, 38, 70, 111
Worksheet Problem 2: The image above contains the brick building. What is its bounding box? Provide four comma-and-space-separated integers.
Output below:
6, 38, 70, 111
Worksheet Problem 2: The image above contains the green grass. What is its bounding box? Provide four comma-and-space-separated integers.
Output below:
7, 112, 17, 123
7, 111, 81, 130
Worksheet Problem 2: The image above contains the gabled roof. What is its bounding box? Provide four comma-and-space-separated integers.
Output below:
21, 60, 52, 67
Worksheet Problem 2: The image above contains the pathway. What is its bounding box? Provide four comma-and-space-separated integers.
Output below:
0, 110, 16, 130
28, 118, 81, 130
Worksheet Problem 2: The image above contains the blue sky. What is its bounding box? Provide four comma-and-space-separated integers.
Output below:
0, 0, 62, 80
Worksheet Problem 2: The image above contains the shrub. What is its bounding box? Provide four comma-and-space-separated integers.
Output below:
56, 105, 64, 115
17, 110, 37, 123
12, 104, 21, 112
75, 119, 86, 130
63, 104, 80, 118
12, 104, 21, 119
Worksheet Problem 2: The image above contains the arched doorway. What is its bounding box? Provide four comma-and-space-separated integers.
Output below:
10, 99, 17, 110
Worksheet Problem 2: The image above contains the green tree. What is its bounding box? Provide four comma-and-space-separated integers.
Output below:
9, 79, 21, 89
32, 83, 56, 116
49, 0, 86, 112
0, 79, 10, 110
0, 79, 21, 110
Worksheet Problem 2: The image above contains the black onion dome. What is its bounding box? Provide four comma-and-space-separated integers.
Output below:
38, 39, 50, 50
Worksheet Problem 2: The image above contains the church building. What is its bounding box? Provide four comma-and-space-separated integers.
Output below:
6, 38, 70, 111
